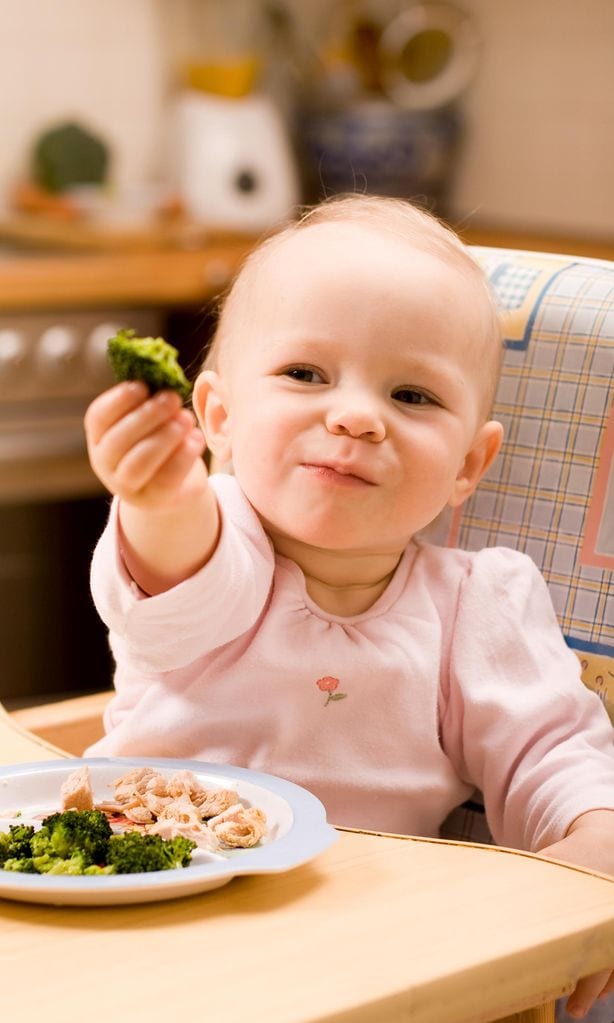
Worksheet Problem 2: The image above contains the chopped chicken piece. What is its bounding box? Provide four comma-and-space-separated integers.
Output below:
208, 804, 267, 848
156, 794, 202, 827
95, 800, 127, 815
60, 765, 94, 811
193, 788, 239, 819
165, 770, 206, 799
148, 818, 221, 853
144, 775, 171, 797
141, 791, 172, 816
113, 767, 158, 800
97, 767, 268, 849
123, 805, 154, 824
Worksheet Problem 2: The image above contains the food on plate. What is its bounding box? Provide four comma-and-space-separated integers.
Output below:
0, 824, 38, 872
1, 810, 114, 875
98, 765, 267, 851
0, 807, 193, 876
105, 831, 195, 874
206, 804, 267, 850
107, 329, 192, 401
33, 808, 112, 863
0, 764, 267, 876
60, 764, 95, 811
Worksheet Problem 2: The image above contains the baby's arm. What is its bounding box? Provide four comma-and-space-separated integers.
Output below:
539, 808, 614, 875
85, 381, 218, 595
538, 811, 614, 1017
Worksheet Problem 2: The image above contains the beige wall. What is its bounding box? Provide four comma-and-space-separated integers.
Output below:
1, 0, 612, 238
0, 0, 171, 205
451, 0, 614, 237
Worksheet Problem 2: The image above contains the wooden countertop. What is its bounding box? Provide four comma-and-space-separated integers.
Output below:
1, 224, 612, 313
0, 235, 255, 312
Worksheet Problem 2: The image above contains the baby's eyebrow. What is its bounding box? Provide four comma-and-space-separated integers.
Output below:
267, 336, 338, 358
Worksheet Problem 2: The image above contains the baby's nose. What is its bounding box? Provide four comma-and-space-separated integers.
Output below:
325, 400, 385, 441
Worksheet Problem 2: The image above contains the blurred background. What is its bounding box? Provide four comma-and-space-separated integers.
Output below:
1, 0, 613, 705
3, 0, 613, 236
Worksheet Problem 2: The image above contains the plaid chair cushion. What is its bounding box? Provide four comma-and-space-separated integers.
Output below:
433, 248, 614, 843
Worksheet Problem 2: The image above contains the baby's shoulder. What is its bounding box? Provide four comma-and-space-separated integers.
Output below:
407, 542, 548, 635
412, 541, 541, 591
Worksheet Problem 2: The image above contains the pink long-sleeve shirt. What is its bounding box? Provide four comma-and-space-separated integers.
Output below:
87, 474, 614, 849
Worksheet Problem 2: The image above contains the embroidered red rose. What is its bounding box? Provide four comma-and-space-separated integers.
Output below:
316, 676, 339, 693
315, 676, 347, 706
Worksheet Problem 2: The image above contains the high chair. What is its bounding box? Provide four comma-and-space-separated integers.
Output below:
435, 246, 614, 850
432, 246, 614, 1023
6, 244, 614, 1023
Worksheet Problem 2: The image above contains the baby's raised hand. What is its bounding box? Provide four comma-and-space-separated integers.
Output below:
84, 381, 207, 512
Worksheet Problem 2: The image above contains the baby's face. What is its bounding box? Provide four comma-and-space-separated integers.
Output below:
199, 222, 500, 557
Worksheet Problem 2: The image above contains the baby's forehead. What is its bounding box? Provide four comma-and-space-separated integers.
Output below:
242, 220, 474, 305
217, 218, 500, 391
258, 219, 433, 266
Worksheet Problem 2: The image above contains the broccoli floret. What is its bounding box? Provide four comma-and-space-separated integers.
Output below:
158, 835, 196, 869
30, 850, 116, 876
107, 329, 192, 402
33, 809, 112, 864
3, 857, 38, 873
32, 850, 85, 875
84, 863, 116, 876
2, 810, 194, 876
106, 831, 196, 874
0, 824, 35, 864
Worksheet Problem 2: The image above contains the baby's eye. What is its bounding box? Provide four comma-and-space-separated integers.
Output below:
283, 366, 324, 384
392, 388, 431, 406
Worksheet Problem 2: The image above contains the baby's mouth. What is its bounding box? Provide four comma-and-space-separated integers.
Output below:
301, 462, 375, 487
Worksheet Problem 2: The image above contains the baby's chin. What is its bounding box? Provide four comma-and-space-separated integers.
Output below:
257, 512, 407, 558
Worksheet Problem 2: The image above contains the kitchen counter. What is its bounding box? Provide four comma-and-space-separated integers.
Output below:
1, 224, 613, 313
0, 235, 255, 312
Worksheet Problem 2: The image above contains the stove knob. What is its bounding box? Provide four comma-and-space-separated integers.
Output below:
36, 326, 79, 378
86, 323, 121, 380
0, 329, 26, 381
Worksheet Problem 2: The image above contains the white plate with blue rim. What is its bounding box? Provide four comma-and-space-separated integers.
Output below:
0, 757, 337, 906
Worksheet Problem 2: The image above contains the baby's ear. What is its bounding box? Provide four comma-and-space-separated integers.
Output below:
192, 370, 232, 464
448, 419, 504, 508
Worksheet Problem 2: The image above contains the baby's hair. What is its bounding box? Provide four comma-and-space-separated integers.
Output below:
203, 194, 503, 415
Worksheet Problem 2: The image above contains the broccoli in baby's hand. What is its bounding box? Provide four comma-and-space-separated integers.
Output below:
107, 329, 192, 402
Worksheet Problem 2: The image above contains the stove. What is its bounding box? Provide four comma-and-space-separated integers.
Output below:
0, 306, 163, 703
0, 308, 161, 502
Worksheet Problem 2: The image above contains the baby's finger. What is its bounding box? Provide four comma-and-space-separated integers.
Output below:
599, 974, 614, 997
566, 968, 612, 1018
113, 410, 195, 493
85, 382, 149, 446
94, 390, 183, 472
144, 429, 206, 498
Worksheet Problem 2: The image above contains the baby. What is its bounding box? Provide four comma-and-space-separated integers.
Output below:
85, 195, 614, 1017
